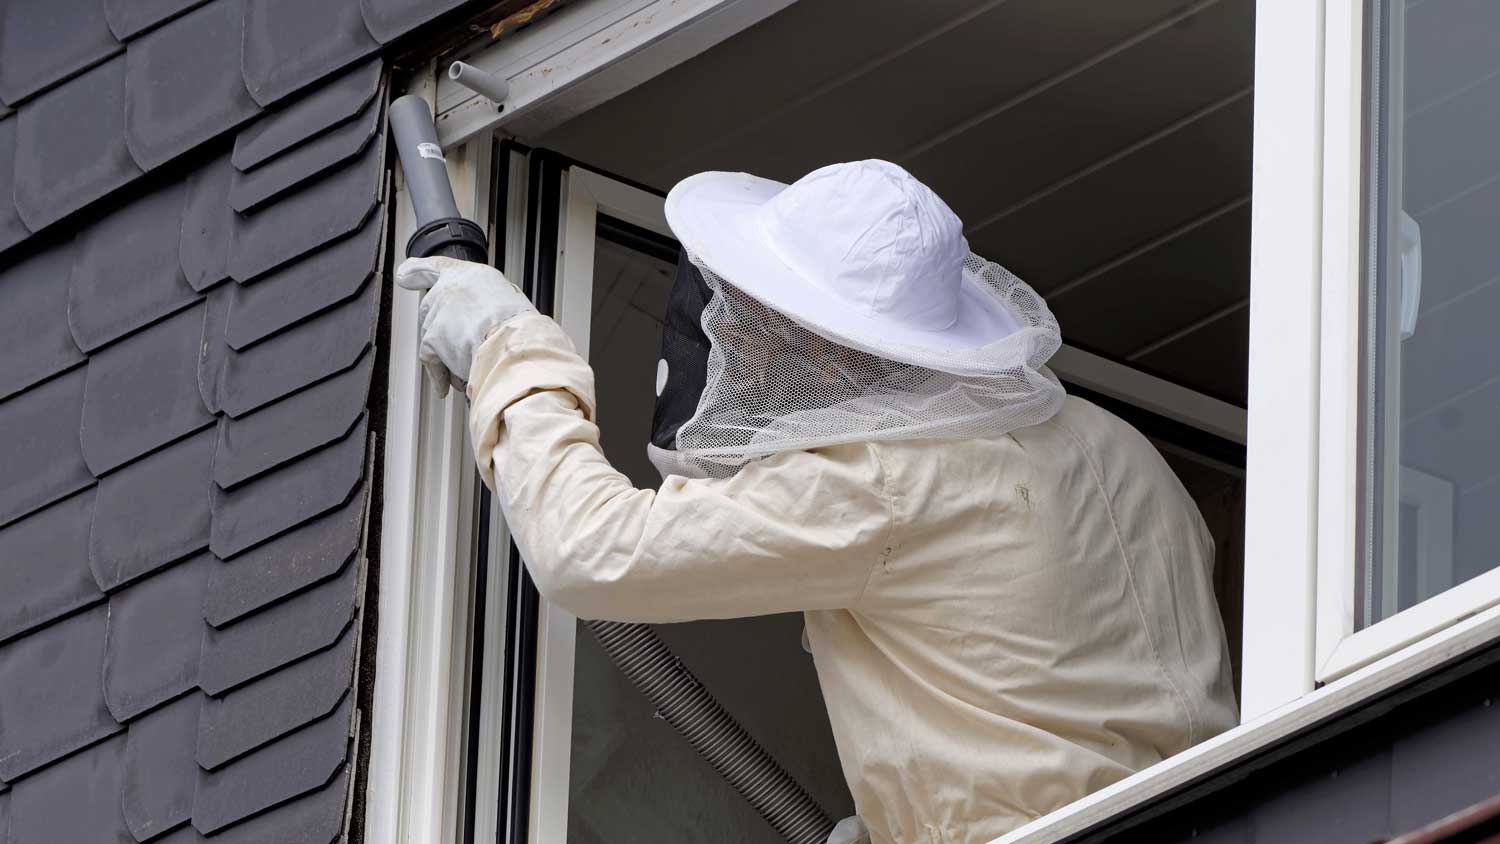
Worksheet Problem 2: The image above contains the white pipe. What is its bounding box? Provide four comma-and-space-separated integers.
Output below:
448, 61, 511, 106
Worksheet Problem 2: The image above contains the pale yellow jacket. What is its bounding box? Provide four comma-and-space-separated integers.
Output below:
468, 313, 1238, 844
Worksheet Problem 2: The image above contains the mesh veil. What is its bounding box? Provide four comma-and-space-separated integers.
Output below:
670, 251, 1066, 478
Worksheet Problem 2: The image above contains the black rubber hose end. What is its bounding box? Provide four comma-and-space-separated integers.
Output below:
406, 216, 489, 263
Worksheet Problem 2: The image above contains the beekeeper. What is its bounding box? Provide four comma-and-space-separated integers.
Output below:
397, 160, 1237, 844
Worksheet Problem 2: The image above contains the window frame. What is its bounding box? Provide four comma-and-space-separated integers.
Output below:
1312, 0, 1500, 683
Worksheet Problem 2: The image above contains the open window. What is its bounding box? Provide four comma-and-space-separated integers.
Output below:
372, 1, 1500, 842
1313, 0, 1500, 680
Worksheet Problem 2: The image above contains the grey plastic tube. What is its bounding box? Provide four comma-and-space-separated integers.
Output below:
389, 94, 461, 224
585, 620, 838, 844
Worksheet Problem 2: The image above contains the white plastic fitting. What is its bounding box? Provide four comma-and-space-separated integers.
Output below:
448, 61, 511, 108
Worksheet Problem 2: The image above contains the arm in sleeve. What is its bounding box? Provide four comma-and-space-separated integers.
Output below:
466, 313, 894, 623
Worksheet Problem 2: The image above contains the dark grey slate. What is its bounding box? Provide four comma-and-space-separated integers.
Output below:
0, 115, 27, 253
0, 0, 121, 107
0, 489, 103, 644
88, 428, 214, 591
180, 153, 236, 292
12, 55, 142, 232
199, 763, 350, 844
240, 0, 380, 107
227, 136, 383, 282
203, 479, 366, 627
225, 207, 383, 349
210, 414, 368, 557
124, 0, 260, 172
197, 283, 232, 415
105, 0, 213, 40
1389, 686, 1500, 831
192, 695, 352, 834
0, 790, 8, 842
103, 554, 210, 721
361, 0, 472, 43
230, 91, 380, 213
1247, 745, 1393, 844
232, 59, 381, 171
5, 735, 130, 844
0, 244, 85, 401
197, 625, 356, 769
0, 367, 92, 529
216, 272, 378, 417
81, 303, 215, 476
197, 556, 358, 694
0, 604, 120, 781
68, 179, 197, 352
214, 352, 373, 488
122, 693, 201, 842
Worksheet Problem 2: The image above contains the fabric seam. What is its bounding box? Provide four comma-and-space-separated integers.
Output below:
1056, 419, 1198, 745
851, 443, 898, 609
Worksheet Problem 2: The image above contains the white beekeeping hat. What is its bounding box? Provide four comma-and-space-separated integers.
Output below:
651, 160, 1064, 479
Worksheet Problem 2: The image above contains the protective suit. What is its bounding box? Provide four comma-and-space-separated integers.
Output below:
398, 160, 1237, 844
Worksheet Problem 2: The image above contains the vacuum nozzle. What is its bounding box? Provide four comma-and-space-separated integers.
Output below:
389, 94, 489, 263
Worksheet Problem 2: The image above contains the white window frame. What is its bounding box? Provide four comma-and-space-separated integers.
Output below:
367, 2, 1500, 843
368, 71, 512, 844
1312, 0, 1500, 683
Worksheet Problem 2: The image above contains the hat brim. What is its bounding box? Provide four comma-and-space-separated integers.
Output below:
664, 170, 1021, 365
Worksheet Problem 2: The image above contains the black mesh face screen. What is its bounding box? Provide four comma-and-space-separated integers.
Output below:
650, 251, 714, 450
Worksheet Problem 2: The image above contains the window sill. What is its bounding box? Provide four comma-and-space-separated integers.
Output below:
989, 600, 1500, 844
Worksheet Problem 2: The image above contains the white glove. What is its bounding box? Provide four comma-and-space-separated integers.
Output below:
828, 816, 869, 844
395, 256, 537, 398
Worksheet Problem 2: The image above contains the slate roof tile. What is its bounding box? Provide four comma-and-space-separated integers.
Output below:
232, 59, 381, 171
122, 693, 201, 842
89, 428, 214, 592
0, 489, 104, 645
197, 625, 356, 770
192, 694, 352, 834
197, 284, 232, 415
214, 352, 374, 488
103, 554, 211, 721
0, 604, 120, 781
194, 763, 351, 844
203, 480, 367, 627
0, 3, 451, 839
13, 55, 142, 232
211, 414, 369, 557
230, 92, 381, 214
0, 115, 28, 254
361, 0, 473, 43
0, 243, 85, 401
81, 303, 216, 476
180, 153, 236, 292
0, 367, 92, 529
227, 135, 384, 282
68, 179, 198, 352
215, 271, 379, 417
0, 0, 122, 107
241, 0, 380, 107
5, 735, 130, 844
197, 556, 359, 695
105, 0, 214, 41
225, 208, 384, 349
125, 0, 260, 172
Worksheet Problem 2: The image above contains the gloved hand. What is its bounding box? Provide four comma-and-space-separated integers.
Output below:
395, 256, 537, 397
828, 816, 869, 844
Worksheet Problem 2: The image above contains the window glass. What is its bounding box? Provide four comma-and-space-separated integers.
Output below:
566, 217, 856, 841
1358, 0, 1500, 626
